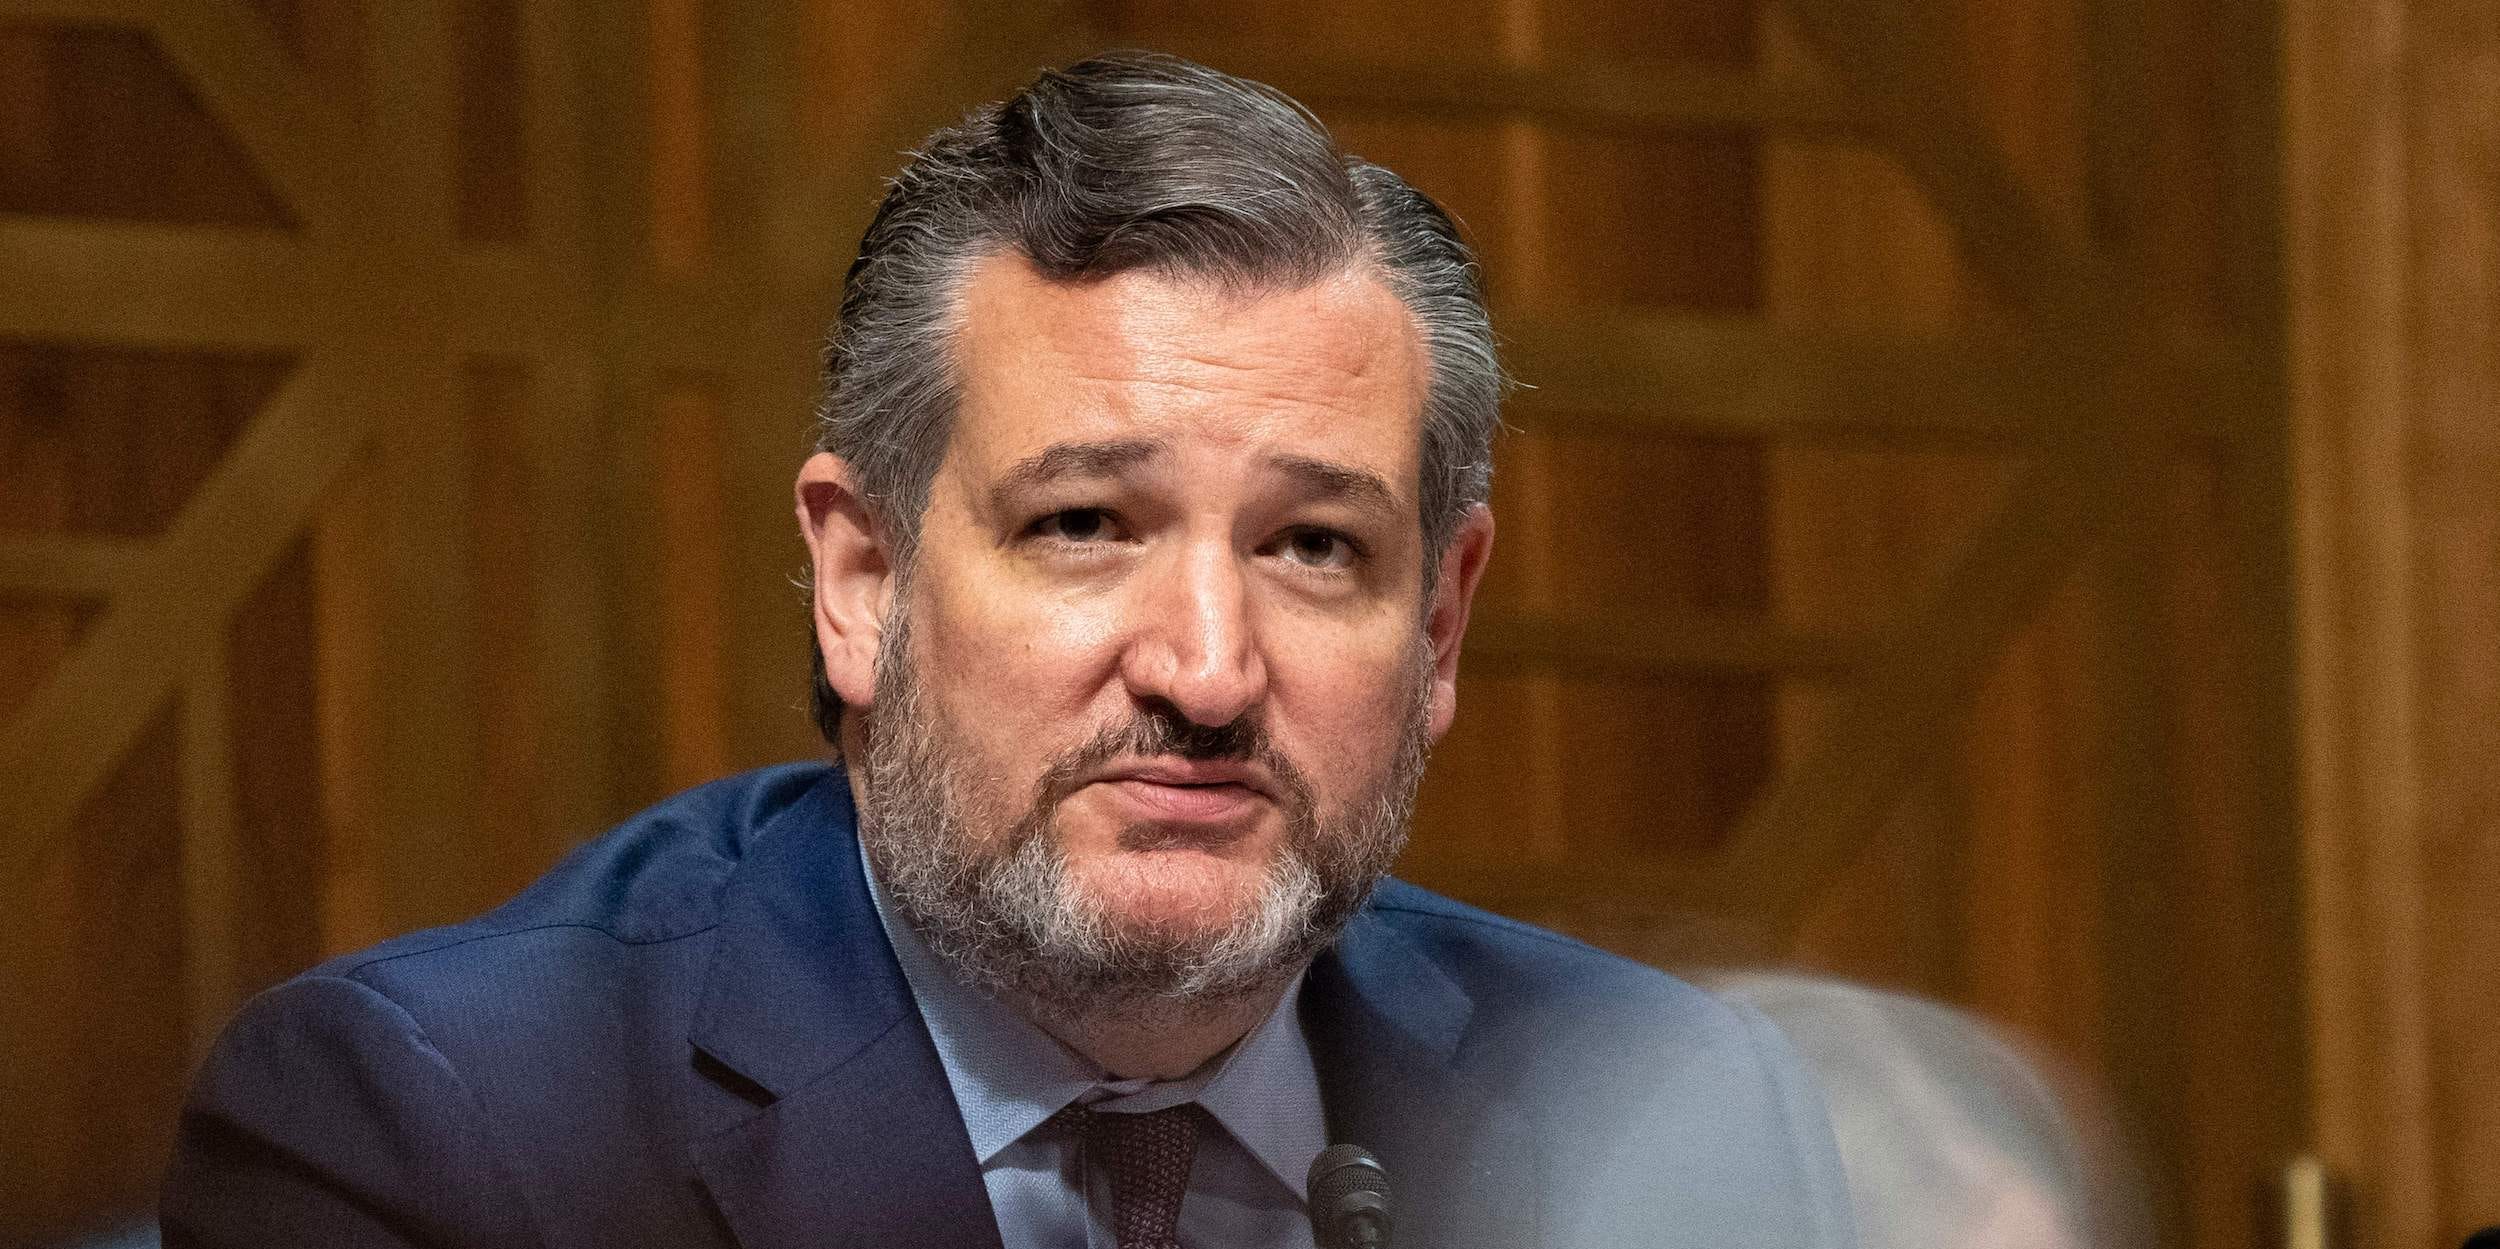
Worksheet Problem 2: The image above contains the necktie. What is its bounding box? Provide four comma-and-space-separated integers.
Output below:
1057, 1102, 1202, 1249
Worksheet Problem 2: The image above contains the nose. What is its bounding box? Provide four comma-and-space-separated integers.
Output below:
1119, 539, 1269, 727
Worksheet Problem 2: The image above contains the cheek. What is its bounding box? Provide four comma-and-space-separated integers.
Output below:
916, 581, 1129, 752
1270, 632, 1421, 789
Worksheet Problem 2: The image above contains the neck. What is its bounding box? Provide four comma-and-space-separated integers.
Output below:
1020, 982, 1291, 1081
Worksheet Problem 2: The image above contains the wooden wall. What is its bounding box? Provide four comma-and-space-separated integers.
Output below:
2287, 0, 2500, 1245
0, 1, 2482, 1246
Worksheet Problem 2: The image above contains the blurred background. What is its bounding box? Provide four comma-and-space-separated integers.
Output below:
0, 0, 2491, 1245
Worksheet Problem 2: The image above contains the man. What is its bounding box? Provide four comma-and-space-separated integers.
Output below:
164, 52, 1853, 1249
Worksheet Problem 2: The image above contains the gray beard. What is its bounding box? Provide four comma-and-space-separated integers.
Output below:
853, 600, 1432, 1031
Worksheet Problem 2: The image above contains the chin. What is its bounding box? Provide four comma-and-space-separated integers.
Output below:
1076, 848, 1272, 940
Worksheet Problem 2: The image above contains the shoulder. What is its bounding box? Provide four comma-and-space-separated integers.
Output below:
200, 761, 838, 1066
165, 970, 550, 1243
1350, 877, 1824, 1114
251, 763, 850, 1087
1358, 878, 1738, 1037
308, 763, 830, 987
1348, 880, 1860, 1248
166, 764, 850, 1242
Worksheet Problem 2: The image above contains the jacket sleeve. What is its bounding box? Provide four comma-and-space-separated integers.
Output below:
161, 974, 545, 1249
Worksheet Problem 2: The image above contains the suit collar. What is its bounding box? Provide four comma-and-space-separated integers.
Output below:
687, 765, 1003, 1249
1306, 904, 1543, 1249
689, 766, 907, 1097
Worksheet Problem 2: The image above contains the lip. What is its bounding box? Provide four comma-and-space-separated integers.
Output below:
1090, 760, 1273, 823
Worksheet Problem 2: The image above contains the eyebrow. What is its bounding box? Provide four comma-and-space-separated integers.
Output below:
1269, 453, 1400, 520
989, 438, 1165, 513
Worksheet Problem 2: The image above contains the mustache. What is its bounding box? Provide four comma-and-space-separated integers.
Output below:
1031, 703, 1314, 815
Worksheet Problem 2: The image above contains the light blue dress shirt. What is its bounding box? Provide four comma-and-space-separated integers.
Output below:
863, 852, 1330, 1249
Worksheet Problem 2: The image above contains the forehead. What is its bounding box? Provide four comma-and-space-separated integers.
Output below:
946, 254, 1430, 484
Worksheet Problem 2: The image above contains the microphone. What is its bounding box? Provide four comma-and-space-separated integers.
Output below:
1307, 1143, 1393, 1249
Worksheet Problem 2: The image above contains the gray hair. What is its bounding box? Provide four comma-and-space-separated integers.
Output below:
810, 50, 1502, 743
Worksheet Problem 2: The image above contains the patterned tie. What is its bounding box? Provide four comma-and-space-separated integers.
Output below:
1057, 1102, 1202, 1249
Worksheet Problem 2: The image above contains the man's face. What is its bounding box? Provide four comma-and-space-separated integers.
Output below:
806, 255, 1489, 1016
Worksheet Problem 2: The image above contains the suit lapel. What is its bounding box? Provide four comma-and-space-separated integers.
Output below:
686, 770, 1003, 1249
1305, 908, 1543, 1249
690, 1023, 1000, 1249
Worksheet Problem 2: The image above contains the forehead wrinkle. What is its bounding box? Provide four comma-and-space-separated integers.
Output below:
1064, 369, 1391, 425
1069, 276, 1414, 388
1135, 316, 1406, 397
1161, 337, 1391, 384
949, 255, 1432, 516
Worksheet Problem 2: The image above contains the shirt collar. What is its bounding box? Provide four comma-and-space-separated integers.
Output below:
862, 842, 1327, 1196
1186, 969, 1328, 1197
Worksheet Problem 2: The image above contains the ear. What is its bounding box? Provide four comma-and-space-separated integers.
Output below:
1424, 504, 1495, 743
795, 452, 892, 710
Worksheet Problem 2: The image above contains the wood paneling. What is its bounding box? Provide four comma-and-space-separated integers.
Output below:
2402, 4, 2500, 1237
1756, 2, 2302, 1246
647, 0, 709, 275
2289, 0, 2500, 1243
3, 3, 2443, 1247
1, 709, 186, 1240
654, 374, 733, 794
310, 444, 388, 957
453, 0, 527, 242
0, 23, 289, 226
0, 343, 280, 539
225, 536, 327, 1002
467, 356, 557, 891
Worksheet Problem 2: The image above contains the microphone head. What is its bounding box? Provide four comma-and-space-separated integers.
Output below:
1308, 1144, 1392, 1248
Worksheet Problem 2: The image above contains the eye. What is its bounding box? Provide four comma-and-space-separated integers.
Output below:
1027, 507, 1123, 544
1277, 526, 1359, 570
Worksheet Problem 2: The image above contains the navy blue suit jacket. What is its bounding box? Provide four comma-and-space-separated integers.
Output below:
163, 764, 1853, 1248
